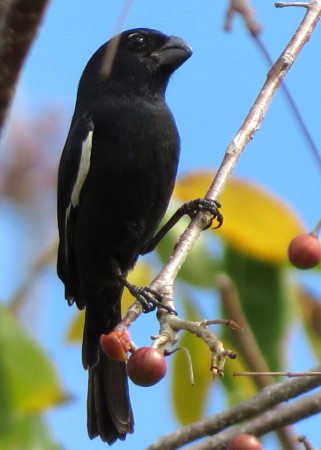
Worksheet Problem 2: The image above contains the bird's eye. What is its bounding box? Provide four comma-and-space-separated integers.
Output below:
128, 33, 146, 50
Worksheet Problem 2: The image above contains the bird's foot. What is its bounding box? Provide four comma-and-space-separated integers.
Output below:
122, 279, 177, 315
181, 198, 223, 229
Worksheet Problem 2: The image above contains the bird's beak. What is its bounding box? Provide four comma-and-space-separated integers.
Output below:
152, 36, 192, 70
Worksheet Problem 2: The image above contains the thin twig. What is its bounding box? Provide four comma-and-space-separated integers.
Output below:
147, 366, 321, 450
188, 390, 321, 450
100, 0, 135, 77
254, 34, 321, 170
234, 371, 321, 377
225, 1, 321, 169
295, 435, 318, 450
224, 0, 263, 35
276, 2, 311, 8
0, 0, 10, 25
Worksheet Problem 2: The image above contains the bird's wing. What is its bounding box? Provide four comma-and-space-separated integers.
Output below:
57, 113, 94, 306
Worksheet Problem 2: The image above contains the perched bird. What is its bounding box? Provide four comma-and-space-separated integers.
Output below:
57, 28, 192, 444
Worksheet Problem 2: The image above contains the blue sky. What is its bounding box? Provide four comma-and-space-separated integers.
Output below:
3, 0, 321, 449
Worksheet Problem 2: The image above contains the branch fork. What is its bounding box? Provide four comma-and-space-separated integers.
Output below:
118, 298, 237, 379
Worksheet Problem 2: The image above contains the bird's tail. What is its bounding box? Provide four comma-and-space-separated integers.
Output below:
87, 348, 134, 443
82, 287, 134, 444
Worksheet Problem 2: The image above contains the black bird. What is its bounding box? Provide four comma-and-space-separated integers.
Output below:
57, 28, 192, 444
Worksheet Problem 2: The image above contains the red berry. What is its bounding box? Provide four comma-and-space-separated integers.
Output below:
288, 233, 321, 269
100, 330, 131, 362
227, 434, 263, 450
127, 347, 167, 387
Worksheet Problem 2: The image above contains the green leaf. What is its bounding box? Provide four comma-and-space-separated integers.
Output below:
0, 413, 62, 450
298, 287, 321, 361
0, 304, 66, 413
171, 296, 213, 425
223, 246, 291, 371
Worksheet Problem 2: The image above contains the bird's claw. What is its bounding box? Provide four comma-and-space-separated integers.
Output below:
135, 286, 159, 313
125, 283, 177, 315
182, 198, 223, 230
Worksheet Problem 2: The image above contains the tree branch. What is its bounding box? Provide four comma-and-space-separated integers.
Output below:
188, 389, 321, 449
147, 367, 321, 450
0, 0, 50, 131
216, 273, 274, 387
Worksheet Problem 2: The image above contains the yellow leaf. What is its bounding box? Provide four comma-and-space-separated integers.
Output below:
66, 261, 154, 343
65, 310, 85, 343
174, 172, 305, 264
172, 297, 212, 425
221, 340, 258, 405
121, 260, 154, 314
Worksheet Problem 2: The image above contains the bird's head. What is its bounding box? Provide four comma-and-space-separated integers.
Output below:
78, 28, 192, 97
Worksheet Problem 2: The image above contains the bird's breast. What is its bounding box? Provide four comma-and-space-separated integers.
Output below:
74, 96, 180, 270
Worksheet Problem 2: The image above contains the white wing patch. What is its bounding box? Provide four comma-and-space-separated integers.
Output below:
71, 129, 93, 206
64, 203, 72, 260
64, 129, 93, 262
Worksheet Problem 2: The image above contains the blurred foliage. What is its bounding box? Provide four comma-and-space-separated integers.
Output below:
171, 296, 213, 425
0, 305, 65, 449
0, 305, 66, 412
174, 172, 306, 263
223, 246, 290, 371
298, 288, 321, 361
220, 340, 258, 406
0, 108, 66, 448
0, 413, 61, 450
157, 203, 220, 287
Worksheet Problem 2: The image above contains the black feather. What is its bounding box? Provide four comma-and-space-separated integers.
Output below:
57, 28, 192, 444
